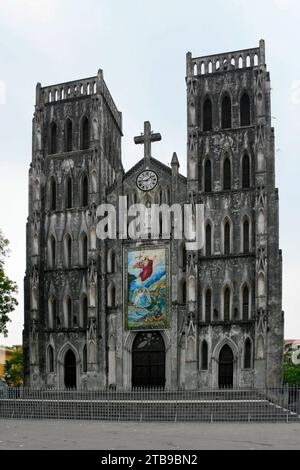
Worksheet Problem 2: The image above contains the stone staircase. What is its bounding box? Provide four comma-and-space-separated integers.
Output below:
0, 389, 299, 422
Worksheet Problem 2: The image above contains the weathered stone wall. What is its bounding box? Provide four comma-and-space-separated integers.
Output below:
24, 42, 283, 390
186, 40, 283, 389
24, 71, 122, 389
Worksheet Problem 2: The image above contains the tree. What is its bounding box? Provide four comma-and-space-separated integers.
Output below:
283, 362, 300, 386
0, 230, 18, 336
4, 347, 23, 387
283, 352, 300, 386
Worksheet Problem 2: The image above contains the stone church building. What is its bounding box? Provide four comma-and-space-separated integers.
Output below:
24, 40, 284, 390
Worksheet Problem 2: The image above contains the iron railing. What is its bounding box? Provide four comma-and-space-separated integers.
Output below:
0, 386, 299, 423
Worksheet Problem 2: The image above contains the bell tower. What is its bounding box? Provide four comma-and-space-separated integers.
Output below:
186, 40, 283, 388
24, 70, 123, 389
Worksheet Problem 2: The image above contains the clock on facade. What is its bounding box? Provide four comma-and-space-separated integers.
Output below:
136, 170, 158, 191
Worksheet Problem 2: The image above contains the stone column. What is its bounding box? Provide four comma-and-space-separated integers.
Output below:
107, 315, 117, 388
254, 65, 268, 388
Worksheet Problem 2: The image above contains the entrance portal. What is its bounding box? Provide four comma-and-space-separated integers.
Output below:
64, 349, 77, 389
132, 332, 165, 388
218, 344, 234, 388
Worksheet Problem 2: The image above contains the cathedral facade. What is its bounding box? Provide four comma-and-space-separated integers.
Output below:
24, 40, 284, 390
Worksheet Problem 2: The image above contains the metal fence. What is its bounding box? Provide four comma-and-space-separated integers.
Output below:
0, 386, 299, 423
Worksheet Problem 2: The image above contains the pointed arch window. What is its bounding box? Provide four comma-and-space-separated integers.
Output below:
221, 96, 232, 129
81, 116, 90, 150
224, 221, 231, 255
81, 295, 88, 329
159, 212, 164, 238
244, 338, 252, 369
111, 252, 116, 273
108, 251, 116, 273
65, 119, 73, 152
205, 289, 212, 323
65, 296, 72, 328
242, 153, 250, 189
65, 177, 73, 209
179, 243, 187, 270
108, 284, 116, 308
112, 285, 116, 307
223, 157, 231, 190
67, 235, 72, 268
243, 219, 250, 254
80, 233, 88, 266
201, 341, 208, 370
243, 285, 250, 321
50, 178, 57, 211
203, 98, 213, 131
206, 223, 212, 256
157, 189, 162, 205
180, 279, 187, 304
224, 287, 231, 321
53, 298, 58, 329
83, 345, 88, 373
49, 236, 56, 268
240, 93, 251, 127
48, 345, 54, 373
50, 122, 57, 154
81, 174, 89, 207
64, 234, 72, 268
204, 159, 212, 192
48, 297, 57, 329
182, 245, 187, 270
166, 187, 170, 205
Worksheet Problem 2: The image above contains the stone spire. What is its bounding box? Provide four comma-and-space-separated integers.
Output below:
171, 152, 179, 168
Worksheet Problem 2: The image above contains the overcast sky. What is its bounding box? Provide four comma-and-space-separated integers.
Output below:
0, 0, 299, 345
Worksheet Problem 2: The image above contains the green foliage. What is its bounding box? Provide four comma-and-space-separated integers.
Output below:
0, 230, 18, 336
4, 347, 23, 387
283, 352, 300, 385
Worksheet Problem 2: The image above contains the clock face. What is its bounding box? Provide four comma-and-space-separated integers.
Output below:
136, 170, 158, 192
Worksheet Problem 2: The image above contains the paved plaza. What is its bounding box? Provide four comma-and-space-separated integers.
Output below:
0, 420, 299, 450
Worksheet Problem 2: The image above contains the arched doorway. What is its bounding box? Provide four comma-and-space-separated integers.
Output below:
132, 332, 166, 388
64, 349, 77, 389
218, 344, 234, 388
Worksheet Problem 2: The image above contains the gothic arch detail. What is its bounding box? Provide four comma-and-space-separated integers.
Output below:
123, 331, 171, 389
211, 337, 239, 388
57, 342, 80, 389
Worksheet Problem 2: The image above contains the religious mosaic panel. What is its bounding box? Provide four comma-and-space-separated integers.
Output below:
124, 246, 170, 331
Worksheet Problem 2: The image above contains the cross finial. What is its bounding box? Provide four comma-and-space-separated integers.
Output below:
134, 121, 162, 163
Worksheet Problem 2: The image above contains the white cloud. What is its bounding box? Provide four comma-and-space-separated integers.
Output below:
228, 0, 299, 15
0, 81, 7, 105
0, 0, 105, 65
0, 0, 60, 24
273, 0, 296, 10
290, 80, 300, 105
0, 161, 27, 346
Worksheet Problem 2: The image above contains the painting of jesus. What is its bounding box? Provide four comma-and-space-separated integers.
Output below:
124, 247, 170, 330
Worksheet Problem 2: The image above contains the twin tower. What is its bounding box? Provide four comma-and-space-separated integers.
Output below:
24, 40, 283, 390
